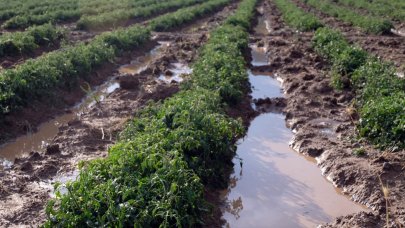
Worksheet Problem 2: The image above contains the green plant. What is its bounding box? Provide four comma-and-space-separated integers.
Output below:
43, 0, 258, 225
312, 27, 405, 148
352, 147, 366, 156
304, 0, 393, 34
274, 0, 323, 31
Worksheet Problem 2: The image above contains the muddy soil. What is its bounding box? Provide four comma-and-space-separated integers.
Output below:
291, 0, 405, 71
242, 0, 405, 226
0, 3, 239, 226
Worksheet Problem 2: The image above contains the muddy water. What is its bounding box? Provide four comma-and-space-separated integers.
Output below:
255, 14, 271, 35
222, 113, 365, 227
158, 62, 192, 83
222, 21, 366, 227
0, 42, 166, 165
119, 41, 170, 75
249, 70, 283, 99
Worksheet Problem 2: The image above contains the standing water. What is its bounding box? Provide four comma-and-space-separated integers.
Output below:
221, 14, 366, 227
0, 42, 168, 167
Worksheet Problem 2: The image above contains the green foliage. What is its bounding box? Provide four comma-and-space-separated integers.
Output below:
44, 0, 257, 226
313, 28, 367, 76
0, 0, 232, 116
2, 10, 80, 29
359, 92, 405, 148
274, 0, 323, 31
305, 0, 393, 34
192, 25, 249, 104
0, 24, 64, 57
353, 147, 366, 156
148, 0, 230, 32
312, 27, 405, 148
335, 0, 405, 22
0, 26, 149, 115
76, 0, 204, 31
225, 0, 257, 30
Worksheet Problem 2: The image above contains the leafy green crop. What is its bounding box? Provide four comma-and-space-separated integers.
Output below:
0, 24, 64, 58
304, 0, 393, 34
313, 27, 405, 148
274, 0, 323, 32
44, 0, 258, 226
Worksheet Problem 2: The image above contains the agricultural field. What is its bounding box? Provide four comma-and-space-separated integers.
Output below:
0, 0, 404, 227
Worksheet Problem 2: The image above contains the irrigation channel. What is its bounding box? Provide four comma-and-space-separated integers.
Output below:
220, 13, 367, 227
0, 39, 189, 169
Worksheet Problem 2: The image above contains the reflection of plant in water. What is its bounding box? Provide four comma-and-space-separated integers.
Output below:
80, 82, 101, 106
226, 196, 243, 220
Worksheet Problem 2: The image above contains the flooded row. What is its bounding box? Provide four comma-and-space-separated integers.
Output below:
221, 15, 366, 227
0, 39, 192, 168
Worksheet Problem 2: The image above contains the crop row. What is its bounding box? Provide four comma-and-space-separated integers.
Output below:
79, 0, 162, 16
334, 0, 405, 22
313, 28, 405, 148
273, 0, 323, 31
44, 0, 258, 226
274, 0, 404, 147
2, 9, 80, 30
0, 0, 77, 20
0, 24, 64, 58
301, 0, 393, 34
77, 0, 205, 31
0, 0, 156, 30
0, 0, 230, 115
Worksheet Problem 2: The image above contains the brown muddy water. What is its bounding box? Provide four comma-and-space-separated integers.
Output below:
221, 17, 366, 227
119, 41, 170, 75
0, 41, 169, 168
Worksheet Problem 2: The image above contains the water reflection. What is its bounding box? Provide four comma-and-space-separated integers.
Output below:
249, 70, 283, 99
222, 113, 365, 227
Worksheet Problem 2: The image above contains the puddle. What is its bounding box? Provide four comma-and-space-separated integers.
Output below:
250, 43, 268, 66
223, 22, 366, 226
249, 70, 283, 99
391, 28, 405, 37
158, 62, 192, 83
119, 41, 170, 75
0, 42, 168, 166
0, 113, 75, 163
255, 15, 271, 35
222, 113, 366, 227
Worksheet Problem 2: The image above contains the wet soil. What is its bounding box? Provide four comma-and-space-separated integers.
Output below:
291, 0, 405, 71
253, 0, 405, 226
0, 3, 239, 226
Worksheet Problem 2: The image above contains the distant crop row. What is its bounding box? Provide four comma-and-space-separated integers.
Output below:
273, 0, 323, 31
0, 0, 230, 116
77, 0, 205, 31
78, 0, 162, 16
0, 0, 77, 21
334, 0, 405, 22
0, 24, 64, 59
302, 0, 393, 34
44, 0, 258, 226
274, 0, 404, 148
0, 0, 156, 30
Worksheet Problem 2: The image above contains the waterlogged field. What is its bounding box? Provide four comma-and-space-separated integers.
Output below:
0, 0, 404, 227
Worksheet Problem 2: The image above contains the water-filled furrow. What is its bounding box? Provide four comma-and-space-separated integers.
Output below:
221, 14, 366, 228
0, 41, 170, 168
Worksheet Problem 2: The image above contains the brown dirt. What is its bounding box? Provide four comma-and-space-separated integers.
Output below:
240, 0, 405, 226
291, 0, 405, 71
0, 3, 239, 227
